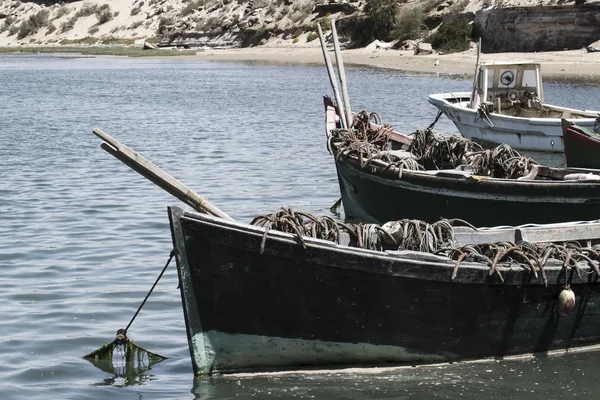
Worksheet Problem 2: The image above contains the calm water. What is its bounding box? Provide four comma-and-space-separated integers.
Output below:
1, 54, 600, 400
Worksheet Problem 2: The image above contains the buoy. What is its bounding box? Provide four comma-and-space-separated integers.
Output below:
556, 286, 575, 316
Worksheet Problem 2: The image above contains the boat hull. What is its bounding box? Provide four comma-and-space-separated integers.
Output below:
429, 93, 598, 153
563, 122, 600, 169
335, 159, 600, 226
169, 206, 600, 375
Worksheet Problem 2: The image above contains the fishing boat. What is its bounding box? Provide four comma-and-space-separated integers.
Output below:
92, 127, 600, 376
170, 205, 600, 375
562, 119, 600, 169
325, 97, 600, 226
428, 61, 600, 152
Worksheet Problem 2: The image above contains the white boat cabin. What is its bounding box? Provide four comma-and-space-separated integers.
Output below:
470, 62, 591, 119
471, 62, 543, 112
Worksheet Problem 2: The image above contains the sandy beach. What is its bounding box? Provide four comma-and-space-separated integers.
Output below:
170, 46, 600, 79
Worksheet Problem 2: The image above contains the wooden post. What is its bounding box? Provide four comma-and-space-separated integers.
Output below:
317, 23, 348, 128
93, 128, 235, 222
330, 20, 353, 128
470, 38, 482, 109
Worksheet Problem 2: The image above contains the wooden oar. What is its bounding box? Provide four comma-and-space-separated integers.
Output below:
330, 20, 353, 128
317, 23, 348, 128
92, 128, 234, 221
469, 38, 482, 109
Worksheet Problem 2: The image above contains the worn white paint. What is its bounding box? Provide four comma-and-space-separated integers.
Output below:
428, 61, 600, 153
190, 330, 450, 375
429, 92, 600, 153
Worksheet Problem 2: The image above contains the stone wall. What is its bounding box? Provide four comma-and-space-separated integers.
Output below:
474, 5, 600, 53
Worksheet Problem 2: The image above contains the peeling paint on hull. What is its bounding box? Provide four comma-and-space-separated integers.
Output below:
191, 330, 451, 374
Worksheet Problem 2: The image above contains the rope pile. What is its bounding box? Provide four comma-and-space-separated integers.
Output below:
465, 144, 538, 179
329, 111, 539, 179
435, 240, 600, 284
251, 209, 599, 285
408, 128, 481, 171
251, 207, 342, 253
251, 207, 458, 253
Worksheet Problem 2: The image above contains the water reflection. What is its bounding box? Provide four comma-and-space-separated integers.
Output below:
190, 350, 600, 399
3, 54, 600, 400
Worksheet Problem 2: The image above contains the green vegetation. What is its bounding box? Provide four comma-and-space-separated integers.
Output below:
425, 19, 472, 53
351, 0, 398, 46
393, 7, 426, 42
306, 32, 318, 42
157, 16, 174, 35
241, 27, 273, 46
447, 0, 469, 13
421, 0, 447, 14
317, 15, 331, 32
0, 46, 196, 58
54, 6, 70, 20
100, 36, 138, 45
17, 9, 50, 39
287, 0, 313, 24
251, 0, 270, 9
0, 16, 15, 34
130, 20, 144, 29
180, 0, 206, 16
254, 27, 272, 43
8, 23, 19, 36
60, 3, 114, 33
61, 37, 98, 45
96, 5, 114, 24
110, 25, 126, 33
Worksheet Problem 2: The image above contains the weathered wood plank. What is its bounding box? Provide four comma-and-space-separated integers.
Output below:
93, 128, 234, 221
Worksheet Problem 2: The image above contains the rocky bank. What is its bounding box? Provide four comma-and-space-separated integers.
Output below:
0, 0, 599, 52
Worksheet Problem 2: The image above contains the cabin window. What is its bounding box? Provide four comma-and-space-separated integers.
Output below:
498, 69, 517, 88
522, 70, 537, 88
486, 69, 495, 89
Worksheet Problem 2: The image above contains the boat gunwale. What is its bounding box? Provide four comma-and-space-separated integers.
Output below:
331, 143, 600, 189
564, 123, 600, 145
428, 92, 600, 120
172, 206, 600, 286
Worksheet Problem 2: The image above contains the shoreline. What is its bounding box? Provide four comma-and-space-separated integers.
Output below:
2, 45, 600, 80
169, 46, 600, 79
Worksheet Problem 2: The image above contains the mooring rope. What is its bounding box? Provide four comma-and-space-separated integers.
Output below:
124, 250, 175, 333
474, 103, 494, 127
427, 109, 444, 130
83, 251, 174, 364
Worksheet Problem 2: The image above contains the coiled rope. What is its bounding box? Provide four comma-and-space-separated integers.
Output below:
251, 209, 600, 285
